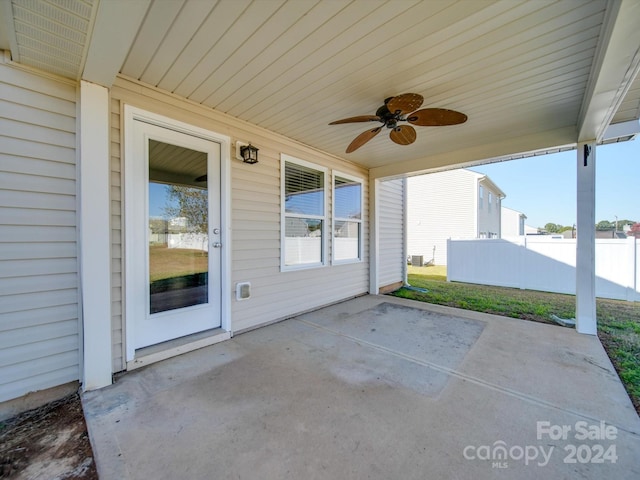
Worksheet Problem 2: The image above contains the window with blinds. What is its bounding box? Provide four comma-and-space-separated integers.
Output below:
333, 172, 363, 263
281, 154, 327, 270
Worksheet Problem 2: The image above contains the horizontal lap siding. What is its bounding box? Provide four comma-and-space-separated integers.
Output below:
0, 62, 79, 403
230, 137, 370, 332
407, 170, 477, 266
111, 77, 369, 346
110, 98, 124, 372
232, 146, 369, 333
378, 179, 405, 288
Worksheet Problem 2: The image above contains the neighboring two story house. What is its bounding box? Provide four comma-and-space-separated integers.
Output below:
407, 169, 505, 266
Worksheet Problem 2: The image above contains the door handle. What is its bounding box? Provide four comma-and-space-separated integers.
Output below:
212, 242, 222, 248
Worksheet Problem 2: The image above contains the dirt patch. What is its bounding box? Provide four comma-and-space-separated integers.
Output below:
0, 393, 97, 479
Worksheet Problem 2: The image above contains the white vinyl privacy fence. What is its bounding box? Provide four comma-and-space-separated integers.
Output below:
168, 233, 209, 252
447, 237, 639, 301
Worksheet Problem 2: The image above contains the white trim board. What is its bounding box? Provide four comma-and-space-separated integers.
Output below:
80, 81, 112, 391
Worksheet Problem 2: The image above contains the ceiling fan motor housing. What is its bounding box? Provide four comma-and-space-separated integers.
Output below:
375, 104, 400, 128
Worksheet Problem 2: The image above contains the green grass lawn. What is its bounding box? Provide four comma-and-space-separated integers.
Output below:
393, 265, 640, 415
149, 244, 208, 282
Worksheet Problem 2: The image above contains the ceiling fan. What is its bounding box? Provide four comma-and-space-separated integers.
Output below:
329, 93, 467, 153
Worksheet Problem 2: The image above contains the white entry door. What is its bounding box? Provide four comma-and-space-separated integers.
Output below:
129, 120, 222, 350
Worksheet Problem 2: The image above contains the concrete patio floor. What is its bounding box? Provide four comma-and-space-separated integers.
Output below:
83, 295, 640, 479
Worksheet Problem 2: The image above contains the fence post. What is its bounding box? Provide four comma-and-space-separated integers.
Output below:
446, 238, 451, 282
520, 235, 527, 290
635, 238, 639, 302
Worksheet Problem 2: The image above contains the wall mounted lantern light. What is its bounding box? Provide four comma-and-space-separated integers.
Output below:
236, 141, 259, 164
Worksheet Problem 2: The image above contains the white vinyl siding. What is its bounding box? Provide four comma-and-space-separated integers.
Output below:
378, 179, 405, 289
407, 170, 477, 266
110, 77, 369, 347
477, 179, 502, 240
0, 60, 79, 403
501, 207, 526, 237
110, 97, 124, 372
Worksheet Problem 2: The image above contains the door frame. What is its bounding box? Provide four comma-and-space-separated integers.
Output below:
123, 105, 232, 363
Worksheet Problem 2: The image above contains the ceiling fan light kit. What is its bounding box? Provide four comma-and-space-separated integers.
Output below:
329, 93, 467, 153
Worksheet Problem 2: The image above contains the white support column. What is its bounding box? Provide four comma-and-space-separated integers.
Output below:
79, 81, 113, 389
369, 177, 380, 294
576, 142, 597, 335
401, 178, 408, 286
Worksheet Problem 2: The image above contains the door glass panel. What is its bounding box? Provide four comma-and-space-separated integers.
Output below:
148, 139, 208, 314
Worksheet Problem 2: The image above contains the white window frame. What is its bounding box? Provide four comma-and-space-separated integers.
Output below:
332, 171, 364, 264
281, 153, 328, 271
479, 185, 484, 209
488, 191, 493, 213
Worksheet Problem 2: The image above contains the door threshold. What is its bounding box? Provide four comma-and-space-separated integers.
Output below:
127, 328, 231, 371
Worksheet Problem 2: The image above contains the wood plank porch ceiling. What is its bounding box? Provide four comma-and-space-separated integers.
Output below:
2, 0, 639, 174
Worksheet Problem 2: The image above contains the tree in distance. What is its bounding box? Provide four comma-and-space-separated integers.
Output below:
544, 222, 562, 233
164, 185, 208, 234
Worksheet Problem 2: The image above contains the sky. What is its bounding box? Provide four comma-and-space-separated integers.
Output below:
149, 182, 173, 218
471, 138, 640, 229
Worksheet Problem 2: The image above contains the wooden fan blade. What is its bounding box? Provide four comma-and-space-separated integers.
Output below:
407, 108, 467, 126
386, 93, 423, 115
389, 125, 416, 145
329, 115, 381, 125
346, 127, 382, 153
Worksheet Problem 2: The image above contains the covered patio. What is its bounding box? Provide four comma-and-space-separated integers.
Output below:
83, 295, 640, 479
2, 6, 640, 473
1, 0, 639, 399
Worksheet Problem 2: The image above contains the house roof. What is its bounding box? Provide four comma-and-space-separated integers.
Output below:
501, 206, 527, 219
477, 174, 505, 199
1, 0, 639, 178
595, 229, 628, 239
